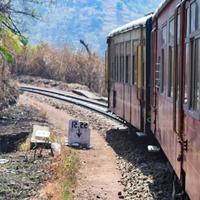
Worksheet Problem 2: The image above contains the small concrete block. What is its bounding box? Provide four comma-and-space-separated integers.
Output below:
147, 145, 160, 153
31, 125, 50, 143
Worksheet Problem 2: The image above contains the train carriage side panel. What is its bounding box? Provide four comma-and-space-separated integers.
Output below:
181, 0, 200, 199
130, 27, 144, 130
108, 15, 153, 130
144, 17, 152, 134
114, 34, 125, 119
123, 32, 132, 123
152, 0, 182, 179
108, 34, 125, 119
107, 38, 115, 112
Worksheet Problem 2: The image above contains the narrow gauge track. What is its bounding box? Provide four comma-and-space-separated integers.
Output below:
20, 86, 107, 108
20, 86, 127, 125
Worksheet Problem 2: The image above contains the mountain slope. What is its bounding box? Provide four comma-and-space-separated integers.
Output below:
16, 0, 162, 55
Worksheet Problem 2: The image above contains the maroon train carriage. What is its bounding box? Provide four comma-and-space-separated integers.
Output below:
152, 0, 200, 199
107, 14, 153, 134
107, 0, 200, 199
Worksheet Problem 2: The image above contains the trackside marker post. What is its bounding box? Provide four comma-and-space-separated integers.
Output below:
67, 120, 91, 148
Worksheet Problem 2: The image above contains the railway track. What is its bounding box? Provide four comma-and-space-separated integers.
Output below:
20, 86, 127, 125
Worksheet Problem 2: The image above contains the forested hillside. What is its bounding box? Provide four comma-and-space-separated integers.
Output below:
17, 0, 162, 55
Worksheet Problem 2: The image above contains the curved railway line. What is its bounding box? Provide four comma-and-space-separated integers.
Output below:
20, 86, 127, 126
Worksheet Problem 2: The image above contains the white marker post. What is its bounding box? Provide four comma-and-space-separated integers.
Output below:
67, 120, 91, 148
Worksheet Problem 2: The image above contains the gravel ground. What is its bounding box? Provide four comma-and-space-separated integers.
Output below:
0, 151, 53, 200
0, 105, 53, 200
25, 92, 175, 200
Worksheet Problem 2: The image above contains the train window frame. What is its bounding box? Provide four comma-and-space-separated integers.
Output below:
114, 44, 117, 82
189, 36, 200, 111
160, 24, 167, 94
125, 55, 129, 84
132, 40, 139, 86
125, 41, 131, 85
190, 1, 197, 33
115, 44, 118, 81
117, 44, 120, 82
120, 43, 124, 83
113, 90, 117, 108
132, 40, 135, 85
167, 18, 175, 98
185, 0, 200, 116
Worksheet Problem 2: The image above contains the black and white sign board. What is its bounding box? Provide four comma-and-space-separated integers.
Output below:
67, 120, 91, 148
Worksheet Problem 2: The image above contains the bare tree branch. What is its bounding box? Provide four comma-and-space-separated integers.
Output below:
80, 40, 91, 56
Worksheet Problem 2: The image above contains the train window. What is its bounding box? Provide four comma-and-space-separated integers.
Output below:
122, 56, 124, 82
168, 19, 174, 97
168, 46, 174, 97
190, 38, 200, 111
113, 55, 116, 80
190, 2, 196, 33
132, 40, 139, 85
160, 49, 165, 93
162, 26, 167, 46
125, 56, 129, 83
120, 43, 124, 82
111, 62, 114, 80
177, 14, 180, 44
185, 0, 200, 111
115, 54, 117, 81
177, 13, 181, 103
115, 46, 117, 81
198, 0, 200, 29
190, 0, 200, 32
112, 45, 115, 80
113, 90, 116, 108
169, 19, 174, 44
125, 41, 131, 84
186, 7, 190, 37
132, 54, 135, 84
160, 26, 167, 93
117, 44, 120, 82
185, 43, 189, 104
115, 45, 117, 81
120, 54, 122, 82
132, 41, 135, 85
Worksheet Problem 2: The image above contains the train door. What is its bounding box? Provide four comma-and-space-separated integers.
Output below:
181, 0, 200, 199
151, 26, 158, 134
173, 6, 182, 139
137, 43, 144, 130
144, 18, 152, 134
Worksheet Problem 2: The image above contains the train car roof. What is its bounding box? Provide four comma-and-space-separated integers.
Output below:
153, 0, 171, 18
108, 14, 153, 38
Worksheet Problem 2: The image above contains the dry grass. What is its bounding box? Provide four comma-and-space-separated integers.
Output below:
13, 44, 106, 95
18, 137, 31, 151
18, 137, 79, 200
43, 148, 79, 200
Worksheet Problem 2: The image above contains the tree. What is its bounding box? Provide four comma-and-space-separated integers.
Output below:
0, 0, 52, 63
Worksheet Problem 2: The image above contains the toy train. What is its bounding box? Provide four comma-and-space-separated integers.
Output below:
106, 0, 200, 199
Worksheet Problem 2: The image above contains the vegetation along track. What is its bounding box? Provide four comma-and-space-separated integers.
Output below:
20, 86, 127, 125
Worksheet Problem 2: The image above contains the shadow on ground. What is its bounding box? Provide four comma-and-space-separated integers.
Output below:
105, 128, 175, 200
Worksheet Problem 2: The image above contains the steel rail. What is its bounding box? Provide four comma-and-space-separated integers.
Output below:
20, 86, 107, 108
20, 87, 127, 125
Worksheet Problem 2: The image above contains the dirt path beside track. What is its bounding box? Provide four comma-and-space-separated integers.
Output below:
73, 129, 123, 200
18, 94, 123, 200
